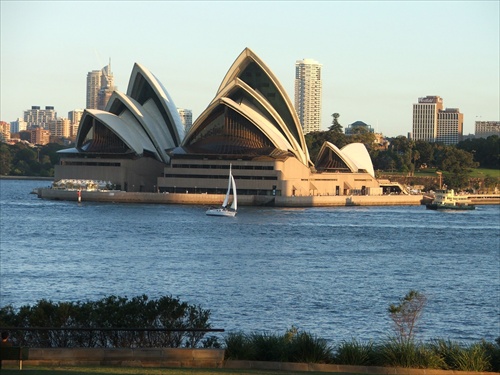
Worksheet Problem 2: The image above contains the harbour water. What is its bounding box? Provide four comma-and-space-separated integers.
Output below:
1, 179, 499, 344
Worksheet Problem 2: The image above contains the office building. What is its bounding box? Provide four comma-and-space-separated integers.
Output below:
68, 109, 84, 139
49, 118, 71, 138
0, 121, 10, 141
437, 108, 463, 145
294, 58, 322, 134
412, 96, 463, 145
10, 118, 28, 134
86, 60, 115, 110
24, 106, 57, 129
30, 127, 51, 145
177, 108, 193, 134
475, 121, 500, 138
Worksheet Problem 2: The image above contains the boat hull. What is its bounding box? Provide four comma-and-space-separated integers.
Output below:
426, 203, 475, 210
206, 208, 237, 217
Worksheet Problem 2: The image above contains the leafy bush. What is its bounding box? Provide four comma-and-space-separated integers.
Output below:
482, 337, 500, 372
448, 342, 491, 372
248, 332, 289, 361
288, 331, 333, 363
379, 338, 444, 369
0, 295, 214, 348
223, 328, 333, 363
430, 338, 493, 372
334, 339, 375, 366
223, 332, 254, 360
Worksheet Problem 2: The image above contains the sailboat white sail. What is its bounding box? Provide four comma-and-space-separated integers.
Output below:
206, 164, 237, 217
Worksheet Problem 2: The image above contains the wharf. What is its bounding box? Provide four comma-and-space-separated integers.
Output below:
35, 187, 426, 207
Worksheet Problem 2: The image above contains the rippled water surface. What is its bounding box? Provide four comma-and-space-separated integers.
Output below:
1, 179, 499, 344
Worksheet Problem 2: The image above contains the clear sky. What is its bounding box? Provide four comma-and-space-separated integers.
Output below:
1, 1, 498, 137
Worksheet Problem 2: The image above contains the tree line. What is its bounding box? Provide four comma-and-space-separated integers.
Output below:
0, 142, 66, 177
305, 115, 499, 190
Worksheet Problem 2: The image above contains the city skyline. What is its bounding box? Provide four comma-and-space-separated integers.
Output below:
1, 1, 498, 137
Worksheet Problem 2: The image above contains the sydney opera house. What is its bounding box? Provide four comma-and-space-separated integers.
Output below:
55, 48, 388, 204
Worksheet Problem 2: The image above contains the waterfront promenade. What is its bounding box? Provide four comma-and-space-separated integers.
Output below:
35, 187, 425, 207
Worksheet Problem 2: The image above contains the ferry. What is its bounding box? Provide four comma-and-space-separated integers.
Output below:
426, 189, 475, 210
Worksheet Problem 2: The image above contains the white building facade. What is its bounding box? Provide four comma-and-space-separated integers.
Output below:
475, 121, 500, 138
23, 106, 57, 129
294, 58, 322, 134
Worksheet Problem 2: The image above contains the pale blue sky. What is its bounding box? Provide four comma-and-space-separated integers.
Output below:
1, 1, 498, 137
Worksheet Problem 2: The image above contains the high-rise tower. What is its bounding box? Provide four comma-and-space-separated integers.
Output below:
437, 108, 463, 145
294, 58, 322, 134
412, 96, 463, 145
86, 59, 115, 110
412, 96, 443, 142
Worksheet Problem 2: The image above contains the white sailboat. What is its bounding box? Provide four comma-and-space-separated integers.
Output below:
206, 164, 237, 217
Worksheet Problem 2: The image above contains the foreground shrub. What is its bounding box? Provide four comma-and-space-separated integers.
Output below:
224, 328, 333, 363
430, 338, 492, 372
249, 332, 289, 361
482, 337, 500, 372
224, 332, 254, 360
0, 295, 214, 348
288, 331, 333, 363
380, 338, 444, 369
334, 339, 375, 366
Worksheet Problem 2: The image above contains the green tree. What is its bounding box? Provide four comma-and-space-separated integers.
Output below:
414, 140, 434, 168
328, 113, 343, 133
0, 143, 12, 175
305, 130, 347, 163
388, 290, 427, 344
439, 147, 478, 174
349, 131, 377, 151
458, 135, 499, 169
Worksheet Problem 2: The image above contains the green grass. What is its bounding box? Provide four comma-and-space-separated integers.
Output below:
468, 168, 500, 178
382, 168, 499, 178
0, 366, 359, 375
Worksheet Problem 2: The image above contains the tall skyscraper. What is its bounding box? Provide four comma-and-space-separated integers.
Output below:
412, 96, 463, 145
177, 108, 192, 135
412, 96, 443, 142
86, 60, 115, 110
294, 58, 322, 134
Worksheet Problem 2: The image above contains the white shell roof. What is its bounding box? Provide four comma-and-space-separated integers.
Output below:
341, 143, 375, 177
185, 47, 311, 166
78, 110, 159, 158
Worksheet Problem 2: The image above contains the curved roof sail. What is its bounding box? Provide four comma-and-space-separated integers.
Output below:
183, 47, 311, 165
315, 141, 359, 173
75, 110, 158, 158
59, 63, 184, 163
127, 63, 184, 147
341, 143, 375, 177
315, 141, 375, 177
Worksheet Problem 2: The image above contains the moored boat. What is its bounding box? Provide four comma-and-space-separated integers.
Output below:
426, 189, 475, 210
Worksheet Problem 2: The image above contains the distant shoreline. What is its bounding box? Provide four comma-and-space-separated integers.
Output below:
0, 176, 53, 181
